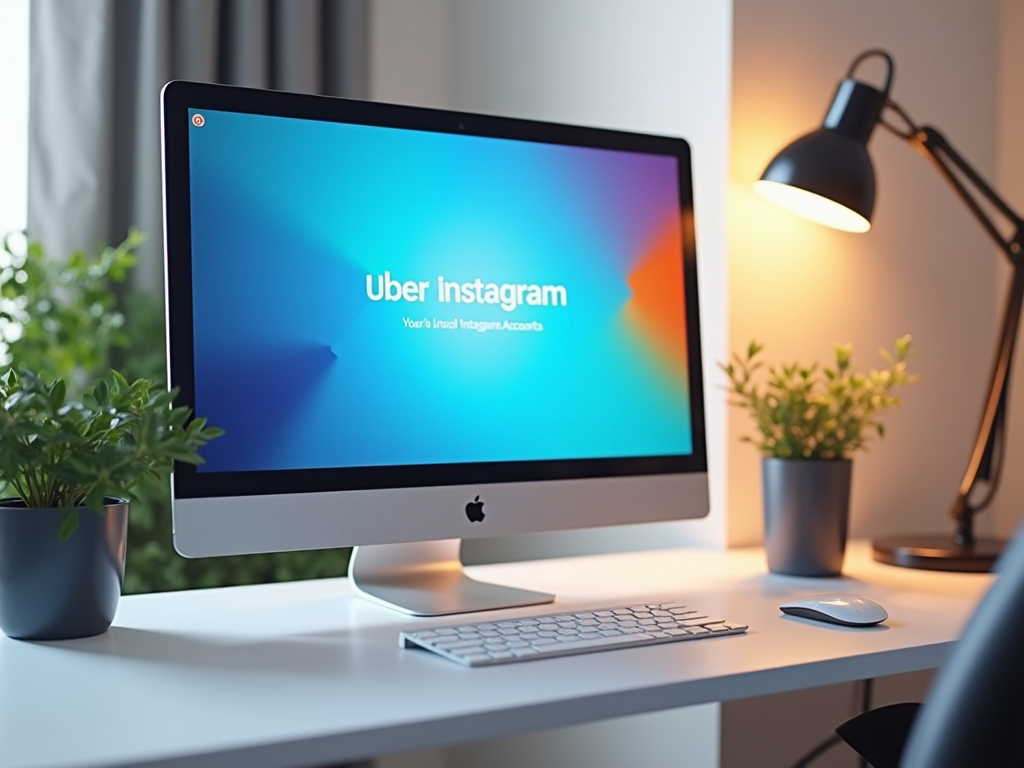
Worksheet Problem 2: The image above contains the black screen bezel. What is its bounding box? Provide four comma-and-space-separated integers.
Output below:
162, 80, 708, 500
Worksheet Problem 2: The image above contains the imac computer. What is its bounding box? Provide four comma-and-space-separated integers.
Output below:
161, 81, 709, 617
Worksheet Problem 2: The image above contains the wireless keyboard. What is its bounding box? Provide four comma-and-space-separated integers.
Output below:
400, 600, 748, 666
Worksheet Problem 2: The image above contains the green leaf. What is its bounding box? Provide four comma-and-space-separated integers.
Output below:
722, 337, 917, 459
93, 378, 109, 406
57, 510, 79, 543
84, 486, 107, 512
48, 379, 66, 410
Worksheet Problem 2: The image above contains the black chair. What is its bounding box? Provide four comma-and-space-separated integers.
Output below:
836, 522, 1024, 767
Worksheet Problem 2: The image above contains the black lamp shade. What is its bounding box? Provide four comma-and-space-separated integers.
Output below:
757, 79, 887, 233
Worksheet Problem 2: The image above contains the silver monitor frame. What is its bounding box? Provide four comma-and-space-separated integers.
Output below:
162, 81, 709, 616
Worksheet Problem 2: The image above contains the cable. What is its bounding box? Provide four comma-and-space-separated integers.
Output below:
786, 678, 874, 768
859, 678, 874, 768
789, 734, 843, 768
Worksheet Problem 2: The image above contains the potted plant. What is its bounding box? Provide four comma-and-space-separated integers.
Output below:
0, 368, 223, 639
722, 336, 917, 576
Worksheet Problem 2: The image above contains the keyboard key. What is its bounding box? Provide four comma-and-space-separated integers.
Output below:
436, 639, 486, 650
537, 633, 653, 653
451, 645, 486, 656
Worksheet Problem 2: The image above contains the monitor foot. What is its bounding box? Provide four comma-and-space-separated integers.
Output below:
349, 539, 554, 617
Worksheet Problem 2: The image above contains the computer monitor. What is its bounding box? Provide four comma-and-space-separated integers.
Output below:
161, 81, 709, 617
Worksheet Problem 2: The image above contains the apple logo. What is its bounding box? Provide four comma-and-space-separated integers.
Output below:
465, 496, 485, 522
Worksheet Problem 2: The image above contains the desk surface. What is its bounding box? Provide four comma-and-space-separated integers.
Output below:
0, 541, 991, 768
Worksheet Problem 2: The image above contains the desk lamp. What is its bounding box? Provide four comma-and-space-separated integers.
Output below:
756, 49, 1022, 572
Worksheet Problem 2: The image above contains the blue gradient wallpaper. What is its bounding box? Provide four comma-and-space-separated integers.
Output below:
187, 109, 693, 472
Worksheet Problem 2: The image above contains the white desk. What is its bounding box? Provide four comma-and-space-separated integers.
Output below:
0, 541, 991, 768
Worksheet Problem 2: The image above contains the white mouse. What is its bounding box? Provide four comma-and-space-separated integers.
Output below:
780, 595, 888, 626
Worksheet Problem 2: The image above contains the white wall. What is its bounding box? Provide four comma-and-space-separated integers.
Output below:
727, 0, 1003, 547
369, 0, 452, 109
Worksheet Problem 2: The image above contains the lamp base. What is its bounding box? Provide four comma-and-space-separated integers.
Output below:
872, 535, 1004, 572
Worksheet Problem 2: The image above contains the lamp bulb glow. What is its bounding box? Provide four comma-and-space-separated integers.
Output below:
754, 180, 871, 233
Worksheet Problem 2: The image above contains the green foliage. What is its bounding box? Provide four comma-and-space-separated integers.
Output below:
1, 231, 142, 390
0, 369, 223, 541
3, 231, 352, 591
721, 336, 919, 460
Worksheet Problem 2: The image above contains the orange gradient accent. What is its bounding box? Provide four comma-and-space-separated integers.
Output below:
624, 212, 688, 378
754, 180, 871, 233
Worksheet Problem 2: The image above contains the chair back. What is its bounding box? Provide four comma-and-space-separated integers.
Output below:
900, 523, 1024, 767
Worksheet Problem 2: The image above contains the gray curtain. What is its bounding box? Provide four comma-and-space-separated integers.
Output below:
28, 0, 369, 293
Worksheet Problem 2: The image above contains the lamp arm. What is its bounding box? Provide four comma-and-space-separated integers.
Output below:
883, 115, 1024, 540
910, 126, 1024, 263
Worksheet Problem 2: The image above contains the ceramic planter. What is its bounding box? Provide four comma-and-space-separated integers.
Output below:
0, 498, 129, 640
762, 458, 852, 577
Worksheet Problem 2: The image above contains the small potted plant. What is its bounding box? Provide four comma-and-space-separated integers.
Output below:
722, 336, 917, 576
0, 368, 223, 640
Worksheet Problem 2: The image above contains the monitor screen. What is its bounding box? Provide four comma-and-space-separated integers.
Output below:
185, 109, 694, 475
163, 82, 707, 566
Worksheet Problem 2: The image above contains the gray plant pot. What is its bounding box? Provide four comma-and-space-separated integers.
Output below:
0, 498, 129, 640
762, 458, 852, 577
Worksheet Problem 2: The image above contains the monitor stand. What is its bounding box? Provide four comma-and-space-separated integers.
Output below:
348, 539, 555, 617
